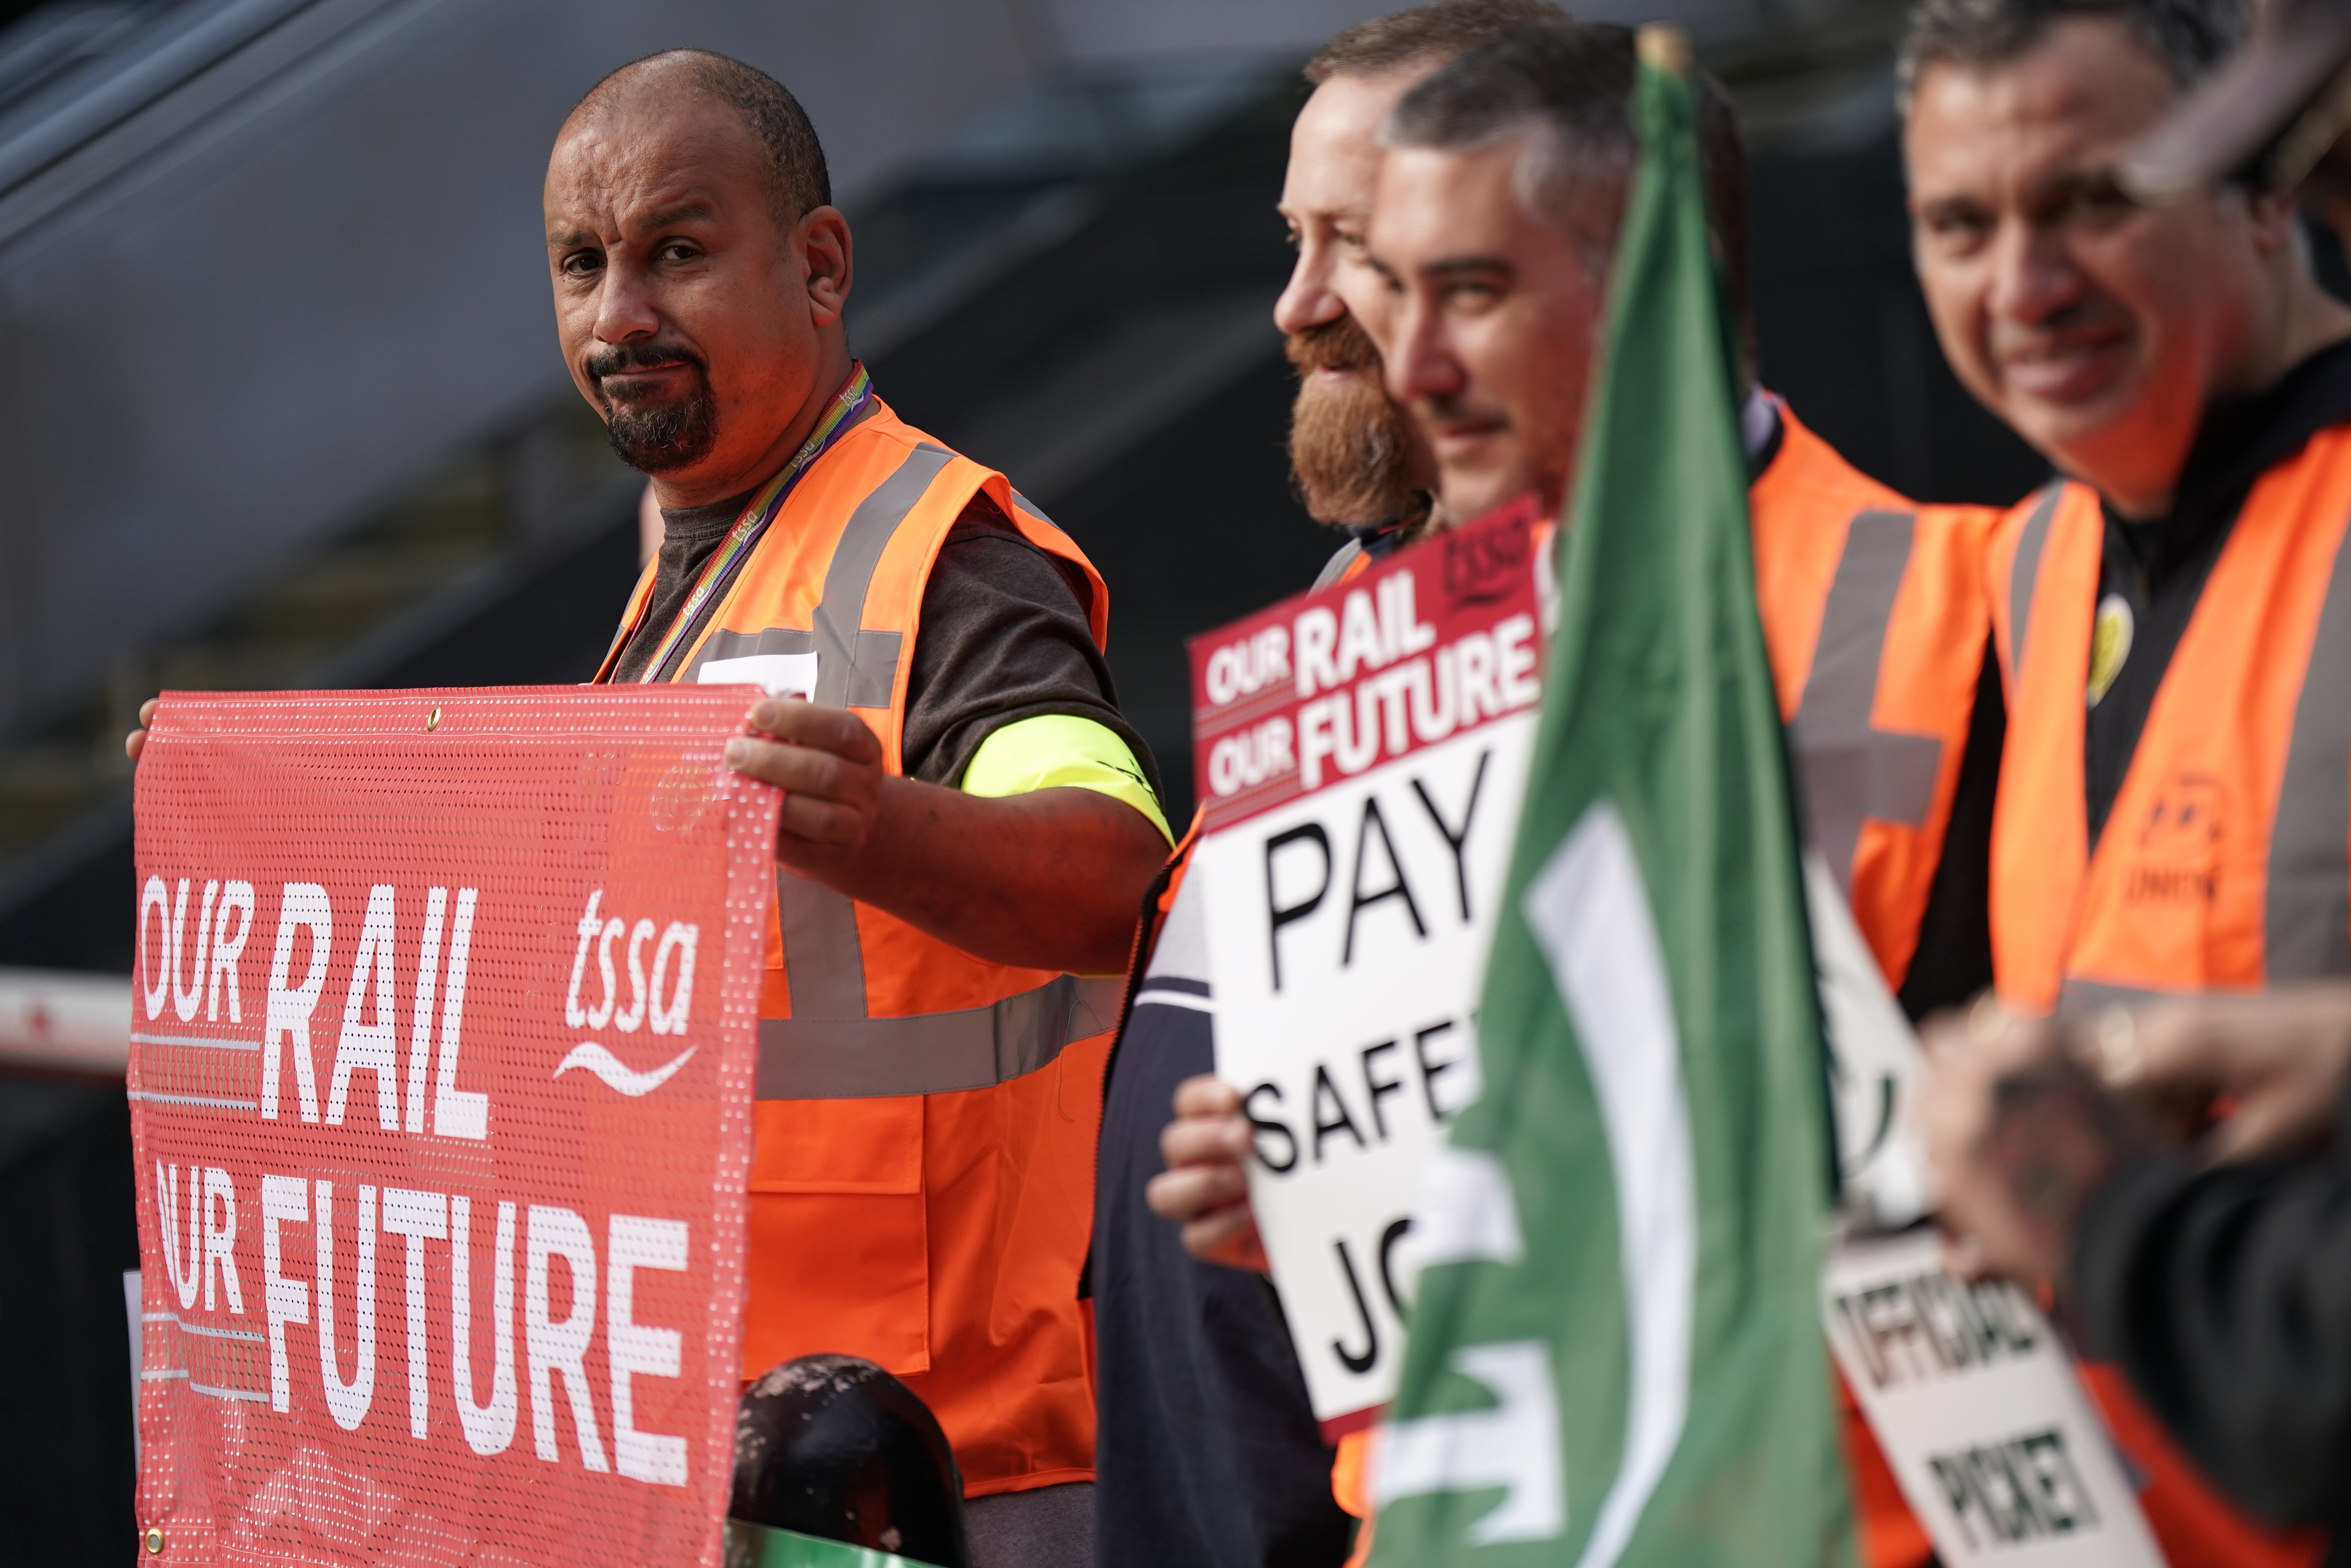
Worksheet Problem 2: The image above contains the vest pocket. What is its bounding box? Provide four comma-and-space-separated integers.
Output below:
748, 1096, 922, 1194
743, 1188, 930, 1379
742, 1098, 929, 1378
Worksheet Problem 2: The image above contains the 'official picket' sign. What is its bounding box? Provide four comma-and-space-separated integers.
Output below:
1190, 503, 1544, 1434
1824, 1229, 2163, 1567
131, 687, 778, 1568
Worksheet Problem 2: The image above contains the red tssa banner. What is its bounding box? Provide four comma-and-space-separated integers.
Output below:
130, 687, 777, 1568
1189, 500, 1546, 834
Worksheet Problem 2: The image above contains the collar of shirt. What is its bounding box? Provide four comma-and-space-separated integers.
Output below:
2103, 335, 2351, 589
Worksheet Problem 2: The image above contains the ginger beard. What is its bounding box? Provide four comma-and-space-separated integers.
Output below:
1286, 314, 1434, 527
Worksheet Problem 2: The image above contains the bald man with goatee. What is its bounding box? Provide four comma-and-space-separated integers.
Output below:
124, 49, 1166, 1565
551, 50, 1171, 1568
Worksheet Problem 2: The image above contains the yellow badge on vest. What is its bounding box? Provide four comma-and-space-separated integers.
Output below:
2088, 592, 2133, 708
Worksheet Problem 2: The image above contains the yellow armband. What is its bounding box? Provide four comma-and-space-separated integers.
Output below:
958, 713, 1172, 844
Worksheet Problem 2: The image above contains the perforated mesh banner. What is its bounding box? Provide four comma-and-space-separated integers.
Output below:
129, 686, 780, 1568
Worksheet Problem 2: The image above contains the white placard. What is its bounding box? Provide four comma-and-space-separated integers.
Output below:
1199, 712, 1536, 1427
1824, 1230, 2163, 1565
1189, 505, 1547, 1429
1808, 853, 1936, 1229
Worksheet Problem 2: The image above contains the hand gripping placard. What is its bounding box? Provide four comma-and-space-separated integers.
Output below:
129, 687, 780, 1568
1188, 503, 1546, 1433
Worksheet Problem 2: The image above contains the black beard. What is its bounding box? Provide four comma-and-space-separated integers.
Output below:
604, 392, 717, 473
588, 343, 719, 473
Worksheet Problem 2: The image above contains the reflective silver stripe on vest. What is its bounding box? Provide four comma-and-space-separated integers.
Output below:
748, 444, 957, 1028
1312, 540, 1364, 591
814, 444, 956, 709
729, 438, 1110, 1089
1010, 488, 1054, 526
778, 869, 868, 1020
1790, 510, 1942, 898
688, 622, 907, 708
683, 448, 953, 703
2266, 517, 2351, 980
687, 625, 819, 677
2005, 483, 2063, 677
757, 974, 1126, 1098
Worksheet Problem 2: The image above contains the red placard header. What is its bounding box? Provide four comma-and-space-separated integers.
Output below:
1188, 500, 1545, 833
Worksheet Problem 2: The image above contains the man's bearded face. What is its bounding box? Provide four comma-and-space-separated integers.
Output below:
1286, 314, 1433, 526
588, 339, 720, 473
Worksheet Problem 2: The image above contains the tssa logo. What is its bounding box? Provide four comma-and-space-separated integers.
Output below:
1439, 500, 1535, 606
563, 891, 697, 1037
557, 893, 700, 1098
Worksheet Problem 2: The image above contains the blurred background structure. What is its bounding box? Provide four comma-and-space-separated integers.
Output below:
0, 0, 2096, 1552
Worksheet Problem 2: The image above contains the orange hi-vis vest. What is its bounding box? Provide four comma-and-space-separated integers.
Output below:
1986, 437, 2351, 1568
1990, 432, 2351, 1014
1751, 405, 1999, 991
598, 398, 1124, 1498
1752, 405, 1996, 1568
1326, 412, 1987, 1568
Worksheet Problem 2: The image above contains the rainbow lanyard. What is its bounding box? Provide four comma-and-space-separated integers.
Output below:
632, 362, 876, 682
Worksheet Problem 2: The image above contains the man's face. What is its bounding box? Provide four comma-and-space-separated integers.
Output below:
1277, 71, 1437, 525
545, 97, 837, 488
1366, 133, 1607, 520
1906, 19, 2285, 509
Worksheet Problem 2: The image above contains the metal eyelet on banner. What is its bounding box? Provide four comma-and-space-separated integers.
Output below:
427, 706, 442, 731
143, 1527, 165, 1555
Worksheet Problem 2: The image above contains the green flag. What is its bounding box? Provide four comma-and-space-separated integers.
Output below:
1366, 40, 1852, 1568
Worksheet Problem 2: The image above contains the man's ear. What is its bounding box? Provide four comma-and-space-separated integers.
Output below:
800, 206, 853, 326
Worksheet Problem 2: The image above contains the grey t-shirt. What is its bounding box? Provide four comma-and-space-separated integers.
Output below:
612, 484, 1159, 796
611, 501, 739, 685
